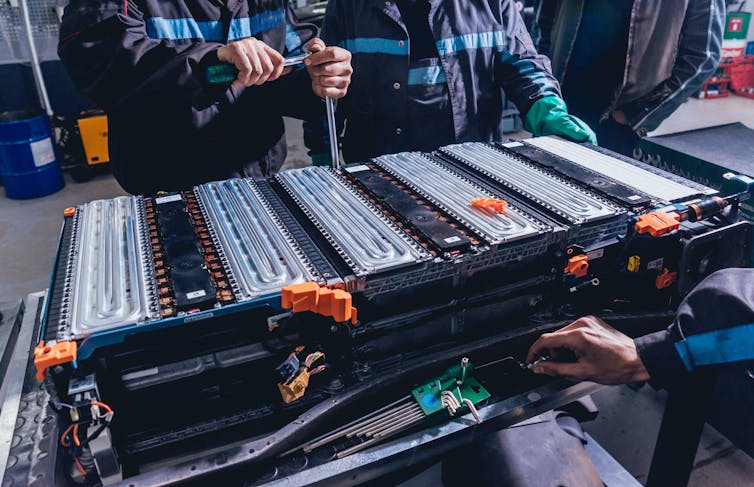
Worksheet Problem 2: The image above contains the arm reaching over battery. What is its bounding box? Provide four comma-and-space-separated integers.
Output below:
526, 268, 754, 386
526, 316, 650, 385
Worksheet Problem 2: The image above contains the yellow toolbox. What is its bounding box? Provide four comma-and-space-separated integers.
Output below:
77, 114, 110, 165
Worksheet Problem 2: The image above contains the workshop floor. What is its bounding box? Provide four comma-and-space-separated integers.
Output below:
2, 97, 754, 485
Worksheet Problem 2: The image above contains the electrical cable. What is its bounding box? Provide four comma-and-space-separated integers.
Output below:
74, 457, 87, 476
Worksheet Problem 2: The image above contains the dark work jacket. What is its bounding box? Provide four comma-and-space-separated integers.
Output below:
636, 268, 754, 388
59, 0, 322, 194
533, 0, 725, 135
306, 0, 561, 163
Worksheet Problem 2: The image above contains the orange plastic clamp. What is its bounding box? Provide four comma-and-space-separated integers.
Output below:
34, 341, 77, 381
281, 282, 358, 324
471, 198, 507, 214
63, 207, 76, 218
564, 254, 589, 278
655, 268, 678, 290
635, 211, 681, 237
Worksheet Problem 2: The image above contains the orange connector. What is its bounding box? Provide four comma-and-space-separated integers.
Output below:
635, 211, 681, 237
281, 282, 358, 324
471, 198, 507, 214
34, 341, 77, 381
63, 207, 76, 218
564, 254, 589, 278
655, 268, 678, 290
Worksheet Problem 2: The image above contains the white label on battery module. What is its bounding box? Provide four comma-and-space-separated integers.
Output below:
586, 248, 604, 260
647, 258, 664, 271
30, 137, 55, 167
628, 195, 642, 201
155, 194, 183, 204
502, 141, 524, 148
186, 290, 207, 300
345, 165, 370, 173
444, 236, 462, 243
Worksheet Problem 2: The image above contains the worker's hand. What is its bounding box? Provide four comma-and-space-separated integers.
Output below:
525, 316, 650, 385
525, 96, 598, 145
304, 38, 352, 99
217, 37, 289, 88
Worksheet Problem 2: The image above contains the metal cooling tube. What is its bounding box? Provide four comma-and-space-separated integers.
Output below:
442, 144, 615, 223
302, 397, 414, 452
278, 168, 427, 274
197, 180, 313, 299
71, 197, 149, 335
526, 137, 701, 202
376, 153, 542, 245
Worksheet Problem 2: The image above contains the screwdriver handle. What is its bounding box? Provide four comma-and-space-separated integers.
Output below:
205, 64, 238, 84
206, 54, 310, 84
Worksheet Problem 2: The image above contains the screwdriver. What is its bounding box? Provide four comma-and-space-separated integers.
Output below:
205, 52, 341, 170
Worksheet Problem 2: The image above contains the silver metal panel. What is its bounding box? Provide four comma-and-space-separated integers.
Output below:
277, 167, 430, 276
196, 179, 316, 301
69, 197, 157, 337
441, 143, 619, 224
374, 152, 545, 245
526, 136, 705, 202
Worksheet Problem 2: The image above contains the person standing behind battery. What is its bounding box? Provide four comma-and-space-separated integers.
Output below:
58, 1, 352, 194
304, 0, 596, 166
532, 0, 725, 157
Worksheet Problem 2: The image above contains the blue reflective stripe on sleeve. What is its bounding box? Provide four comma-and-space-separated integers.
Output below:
436, 31, 506, 56
228, 9, 286, 41
408, 65, 447, 85
339, 38, 409, 55
146, 17, 223, 41
285, 25, 302, 52
673, 322, 754, 370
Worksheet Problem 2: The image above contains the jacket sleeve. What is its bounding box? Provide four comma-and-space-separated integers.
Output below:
58, 0, 226, 111
494, 0, 562, 117
620, 0, 725, 133
302, 0, 344, 156
531, 0, 557, 56
635, 268, 754, 388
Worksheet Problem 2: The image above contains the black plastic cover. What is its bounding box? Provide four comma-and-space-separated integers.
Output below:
502, 142, 654, 209
346, 165, 471, 253
155, 196, 216, 311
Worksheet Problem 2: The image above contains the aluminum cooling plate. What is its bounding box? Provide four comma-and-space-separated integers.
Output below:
374, 152, 546, 245
440, 143, 620, 224
67, 197, 158, 338
277, 167, 430, 276
196, 179, 317, 301
525, 137, 712, 202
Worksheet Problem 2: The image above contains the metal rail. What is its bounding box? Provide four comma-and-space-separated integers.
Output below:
440, 143, 618, 224
196, 179, 316, 301
526, 137, 702, 202
277, 167, 429, 276
374, 153, 545, 245
69, 197, 157, 338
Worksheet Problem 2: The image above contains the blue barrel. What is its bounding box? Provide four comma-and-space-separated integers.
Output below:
0, 111, 65, 199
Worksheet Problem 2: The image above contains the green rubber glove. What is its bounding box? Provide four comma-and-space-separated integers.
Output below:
310, 153, 333, 167
524, 96, 598, 145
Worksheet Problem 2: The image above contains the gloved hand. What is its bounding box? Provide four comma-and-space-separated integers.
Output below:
310, 153, 333, 167
524, 96, 598, 145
